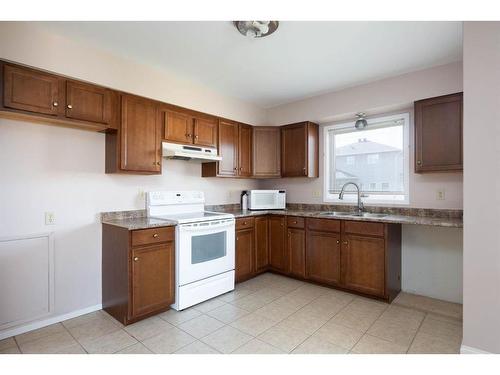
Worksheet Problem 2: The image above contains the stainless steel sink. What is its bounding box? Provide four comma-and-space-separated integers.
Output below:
361, 213, 388, 218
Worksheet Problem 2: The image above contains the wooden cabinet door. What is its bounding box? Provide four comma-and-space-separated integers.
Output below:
341, 234, 385, 297
269, 216, 286, 272
65, 80, 111, 124
120, 94, 161, 173
253, 127, 281, 177
217, 120, 238, 176
3, 64, 60, 116
306, 230, 341, 285
235, 228, 255, 282
193, 117, 217, 148
288, 228, 305, 278
164, 110, 193, 144
238, 124, 253, 177
415, 92, 463, 172
131, 242, 175, 318
254, 216, 269, 272
281, 123, 307, 177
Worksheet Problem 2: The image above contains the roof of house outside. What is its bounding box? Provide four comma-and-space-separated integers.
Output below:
336, 139, 401, 156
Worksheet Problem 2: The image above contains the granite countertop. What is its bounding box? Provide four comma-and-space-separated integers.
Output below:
215, 209, 463, 228
101, 206, 463, 230
101, 211, 177, 230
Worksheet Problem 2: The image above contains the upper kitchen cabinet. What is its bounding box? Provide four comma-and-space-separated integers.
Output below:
202, 119, 251, 178
106, 94, 161, 174
164, 109, 193, 144
238, 123, 253, 177
164, 109, 218, 148
281, 121, 319, 177
65, 80, 114, 125
193, 117, 218, 148
1, 61, 118, 131
253, 126, 281, 178
414, 92, 463, 173
3, 64, 62, 116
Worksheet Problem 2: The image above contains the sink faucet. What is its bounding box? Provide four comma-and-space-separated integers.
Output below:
339, 182, 364, 213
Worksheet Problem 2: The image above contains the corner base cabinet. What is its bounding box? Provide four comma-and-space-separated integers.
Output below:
102, 224, 175, 325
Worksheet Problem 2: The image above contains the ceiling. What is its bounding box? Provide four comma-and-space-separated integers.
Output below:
37, 21, 463, 108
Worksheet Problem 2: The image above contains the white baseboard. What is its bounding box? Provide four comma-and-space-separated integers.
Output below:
0, 304, 102, 341
460, 344, 492, 354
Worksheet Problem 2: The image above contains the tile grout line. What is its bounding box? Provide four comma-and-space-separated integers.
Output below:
405, 312, 427, 354
61, 321, 90, 354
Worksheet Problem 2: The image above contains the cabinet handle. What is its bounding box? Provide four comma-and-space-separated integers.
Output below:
236, 237, 239, 241
53, 101, 59, 107
417, 160, 422, 165
243, 222, 247, 225
153, 233, 159, 238
67, 104, 73, 109
342, 241, 348, 245
133, 257, 139, 262
156, 161, 161, 166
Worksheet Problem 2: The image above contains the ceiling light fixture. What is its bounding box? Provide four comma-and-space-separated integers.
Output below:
233, 21, 279, 38
355, 112, 368, 129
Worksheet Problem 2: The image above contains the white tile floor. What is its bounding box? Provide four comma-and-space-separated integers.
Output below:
0, 273, 463, 354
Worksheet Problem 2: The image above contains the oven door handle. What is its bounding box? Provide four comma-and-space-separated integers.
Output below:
180, 220, 235, 231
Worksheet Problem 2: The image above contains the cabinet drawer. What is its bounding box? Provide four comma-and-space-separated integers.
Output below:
343, 221, 385, 237
131, 227, 174, 247
287, 216, 305, 229
306, 218, 340, 232
236, 217, 255, 230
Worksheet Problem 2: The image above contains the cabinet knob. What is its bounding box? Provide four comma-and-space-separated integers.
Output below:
133, 257, 139, 262
342, 241, 348, 245
153, 233, 159, 238
195, 135, 199, 139
336, 240, 340, 244
239, 167, 242, 171
67, 104, 73, 109
53, 101, 59, 107
417, 160, 422, 165
243, 222, 247, 225
234, 167, 237, 170
156, 161, 161, 166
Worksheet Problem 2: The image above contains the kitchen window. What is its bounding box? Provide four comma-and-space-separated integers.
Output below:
323, 112, 410, 204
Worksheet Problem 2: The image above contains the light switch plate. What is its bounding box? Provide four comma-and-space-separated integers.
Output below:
45, 212, 56, 225
312, 190, 321, 198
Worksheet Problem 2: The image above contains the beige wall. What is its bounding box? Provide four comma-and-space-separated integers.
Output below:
462, 21, 500, 354
262, 62, 464, 210
0, 22, 264, 328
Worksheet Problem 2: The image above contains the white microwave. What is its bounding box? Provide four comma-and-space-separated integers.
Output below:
247, 190, 286, 210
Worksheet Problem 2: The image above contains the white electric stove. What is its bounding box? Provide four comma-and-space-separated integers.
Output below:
146, 191, 235, 311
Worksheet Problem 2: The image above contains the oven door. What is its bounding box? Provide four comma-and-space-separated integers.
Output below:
177, 218, 235, 286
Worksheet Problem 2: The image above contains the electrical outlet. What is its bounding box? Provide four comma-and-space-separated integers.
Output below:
45, 212, 56, 225
436, 189, 445, 200
138, 188, 145, 199
312, 190, 321, 198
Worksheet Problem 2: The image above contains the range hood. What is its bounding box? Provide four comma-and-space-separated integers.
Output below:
162, 142, 222, 162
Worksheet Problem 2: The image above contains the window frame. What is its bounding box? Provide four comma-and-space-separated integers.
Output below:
323, 112, 410, 205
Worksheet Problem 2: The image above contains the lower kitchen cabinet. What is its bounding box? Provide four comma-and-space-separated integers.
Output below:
268, 215, 287, 272
254, 216, 269, 272
306, 226, 342, 286
235, 222, 255, 283
131, 242, 175, 318
287, 227, 305, 278
102, 224, 175, 325
341, 234, 385, 297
